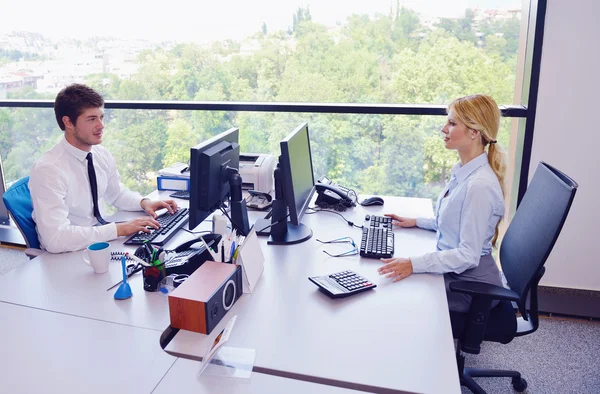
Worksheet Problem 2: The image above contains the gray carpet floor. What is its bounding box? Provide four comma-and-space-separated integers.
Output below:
1, 246, 598, 394
460, 316, 600, 393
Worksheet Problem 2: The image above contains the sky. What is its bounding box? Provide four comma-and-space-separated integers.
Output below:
0, 0, 521, 43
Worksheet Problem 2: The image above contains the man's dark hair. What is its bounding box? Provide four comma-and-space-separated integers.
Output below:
54, 84, 104, 131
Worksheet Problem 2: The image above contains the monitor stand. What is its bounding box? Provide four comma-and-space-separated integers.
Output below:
254, 194, 312, 245
254, 218, 312, 245
253, 160, 312, 245
228, 170, 250, 236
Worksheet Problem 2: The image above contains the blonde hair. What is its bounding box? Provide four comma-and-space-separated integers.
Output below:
449, 94, 506, 246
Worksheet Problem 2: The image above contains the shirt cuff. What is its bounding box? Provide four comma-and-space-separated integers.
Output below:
410, 254, 429, 273
103, 223, 119, 240
416, 217, 434, 231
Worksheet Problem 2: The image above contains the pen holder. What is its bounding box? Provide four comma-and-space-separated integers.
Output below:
142, 262, 166, 292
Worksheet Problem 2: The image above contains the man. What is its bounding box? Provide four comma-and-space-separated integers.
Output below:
29, 84, 177, 253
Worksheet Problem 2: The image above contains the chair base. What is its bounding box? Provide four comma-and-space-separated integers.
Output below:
457, 353, 528, 394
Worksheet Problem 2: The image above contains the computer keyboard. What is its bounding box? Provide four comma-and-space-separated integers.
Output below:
360, 214, 394, 259
124, 208, 189, 246
309, 270, 376, 298
169, 190, 190, 200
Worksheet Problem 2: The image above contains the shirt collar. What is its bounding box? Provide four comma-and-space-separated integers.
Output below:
60, 136, 90, 163
451, 152, 488, 184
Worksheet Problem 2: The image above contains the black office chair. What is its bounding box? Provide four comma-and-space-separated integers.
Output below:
449, 162, 578, 393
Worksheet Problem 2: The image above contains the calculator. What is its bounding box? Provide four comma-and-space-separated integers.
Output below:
308, 270, 376, 298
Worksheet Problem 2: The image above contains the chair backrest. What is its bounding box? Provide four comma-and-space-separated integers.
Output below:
2, 176, 40, 249
500, 162, 577, 320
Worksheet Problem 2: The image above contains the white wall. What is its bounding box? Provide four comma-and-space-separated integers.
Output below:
530, 0, 600, 290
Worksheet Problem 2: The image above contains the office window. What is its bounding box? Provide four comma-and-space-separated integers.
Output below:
1, 1, 523, 104
0, 109, 511, 204
0, 1, 527, 207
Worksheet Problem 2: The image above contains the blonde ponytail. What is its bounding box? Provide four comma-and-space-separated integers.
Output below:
487, 142, 506, 246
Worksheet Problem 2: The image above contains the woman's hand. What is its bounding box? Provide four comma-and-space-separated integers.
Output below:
384, 214, 416, 228
140, 199, 178, 218
378, 257, 414, 282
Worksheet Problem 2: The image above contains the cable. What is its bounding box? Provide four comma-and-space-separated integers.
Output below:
348, 188, 359, 204
255, 213, 291, 234
306, 207, 363, 229
181, 229, 212, 235
219, 204, 247, 236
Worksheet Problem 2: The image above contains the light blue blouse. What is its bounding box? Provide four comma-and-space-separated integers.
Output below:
410, 153, 504, 274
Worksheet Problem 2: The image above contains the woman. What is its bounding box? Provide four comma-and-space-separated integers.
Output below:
378, 94, 506, 312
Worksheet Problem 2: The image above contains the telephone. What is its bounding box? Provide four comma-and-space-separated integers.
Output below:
143, 233, 222, 276
315, 175, 356, 208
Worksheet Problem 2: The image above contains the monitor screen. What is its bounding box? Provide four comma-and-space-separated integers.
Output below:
189, 128, 240, 229
279, 122, 315, 226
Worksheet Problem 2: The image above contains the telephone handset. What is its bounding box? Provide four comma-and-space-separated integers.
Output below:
152, 233, 222, 276
315, 176, 356, 208
172, 233, 221, 254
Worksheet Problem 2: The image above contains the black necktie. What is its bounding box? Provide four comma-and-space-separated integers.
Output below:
86, 152, 109, 225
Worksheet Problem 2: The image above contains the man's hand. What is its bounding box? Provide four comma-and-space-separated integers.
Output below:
116, 216, 161, 237
378, 257, 414, 282
384, 214, 417, 228
140, 199, 178, 218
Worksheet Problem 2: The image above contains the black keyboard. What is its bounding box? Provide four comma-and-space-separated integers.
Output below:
124, 208, 189, 246
360, 214, 394, 259
169, 190, 190, 200
309, 270, 376, 298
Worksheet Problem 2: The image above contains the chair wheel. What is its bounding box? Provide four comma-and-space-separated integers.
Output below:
512, 377, 528, 392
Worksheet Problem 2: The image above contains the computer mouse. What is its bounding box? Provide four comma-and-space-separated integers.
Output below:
360, 196, 384, 206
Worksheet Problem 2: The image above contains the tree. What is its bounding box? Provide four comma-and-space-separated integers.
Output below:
292, 6, 312, 35
435, 9, 478, 45
163, 119, 196, 167
1, 6, 521, 202
103, 116, 168, 195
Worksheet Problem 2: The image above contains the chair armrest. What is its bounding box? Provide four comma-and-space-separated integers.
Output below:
449, 281, 519, 302
24, 248, 44, 259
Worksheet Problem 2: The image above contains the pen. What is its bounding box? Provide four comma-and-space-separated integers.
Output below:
180, 166, 189, 173
229, 241, 236, 262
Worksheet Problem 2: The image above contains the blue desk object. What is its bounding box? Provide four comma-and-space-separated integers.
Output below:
157, 176, 190, 191
114, 256, 133, 300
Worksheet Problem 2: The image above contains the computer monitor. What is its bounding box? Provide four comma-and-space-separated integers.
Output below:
259, 122, 315, 245
280, 123, 315, 226
189, 127, 250, 234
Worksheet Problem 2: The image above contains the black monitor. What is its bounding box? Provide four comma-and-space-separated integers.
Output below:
189, 127, 250, 234
280, 123, 315, 226
256, 122, 315, 245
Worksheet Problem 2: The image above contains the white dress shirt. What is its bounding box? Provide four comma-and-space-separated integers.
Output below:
410, 152, 505, 274
30, 137, 144, 253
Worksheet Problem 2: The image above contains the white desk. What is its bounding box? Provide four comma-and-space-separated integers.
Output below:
0, 302, 175, 394
154, 358, 369, 394
0, 195, 460, 394
164, 196, 459, 394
